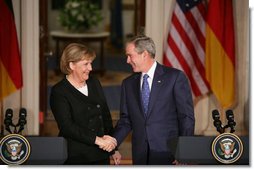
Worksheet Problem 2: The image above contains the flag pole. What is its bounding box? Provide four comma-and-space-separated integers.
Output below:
0, 100, 4, 136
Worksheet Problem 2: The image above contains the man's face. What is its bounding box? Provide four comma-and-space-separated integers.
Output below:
125, 43, 145, 72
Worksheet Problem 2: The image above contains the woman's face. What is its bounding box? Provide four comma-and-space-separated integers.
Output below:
70, 58, 93, 83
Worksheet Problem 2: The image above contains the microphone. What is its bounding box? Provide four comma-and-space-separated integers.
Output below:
212, 109, 224, 134
4, 108, 14, 134
226, 109, 236, 133
17, 108, 27, 133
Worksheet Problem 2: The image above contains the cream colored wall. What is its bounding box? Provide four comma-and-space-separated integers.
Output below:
146, 0, 249, 136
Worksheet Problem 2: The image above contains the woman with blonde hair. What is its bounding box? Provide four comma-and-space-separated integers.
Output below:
50, 43, 121, 165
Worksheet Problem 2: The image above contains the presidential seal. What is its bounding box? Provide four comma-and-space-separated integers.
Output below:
211, 133, 243, 164
0, 134, 31, 165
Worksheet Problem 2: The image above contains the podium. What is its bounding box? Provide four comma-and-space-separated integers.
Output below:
1, 136, 248, 165
169, 136, 249, 165
0, 136, 67, 165
25, 137, 67, 165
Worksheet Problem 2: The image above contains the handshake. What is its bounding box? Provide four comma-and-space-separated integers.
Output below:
95, 135, 117, 152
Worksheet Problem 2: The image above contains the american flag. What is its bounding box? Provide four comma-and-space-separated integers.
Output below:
163, 0, 210, 98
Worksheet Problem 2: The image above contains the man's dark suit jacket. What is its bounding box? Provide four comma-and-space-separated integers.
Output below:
50, 77, 113, 164
114, 62, 195, 165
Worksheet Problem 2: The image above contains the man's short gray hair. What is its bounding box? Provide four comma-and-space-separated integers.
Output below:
128, 35, 156, 58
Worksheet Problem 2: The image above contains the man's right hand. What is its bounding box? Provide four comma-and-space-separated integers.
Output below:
95, 135, 117, 152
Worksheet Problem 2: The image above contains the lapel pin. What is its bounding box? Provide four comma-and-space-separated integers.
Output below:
157, 80, 161, 83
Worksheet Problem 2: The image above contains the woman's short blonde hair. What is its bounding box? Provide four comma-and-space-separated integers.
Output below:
60, 43, 96, 74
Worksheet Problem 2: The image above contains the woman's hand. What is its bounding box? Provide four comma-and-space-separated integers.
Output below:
112, 151, 121, 165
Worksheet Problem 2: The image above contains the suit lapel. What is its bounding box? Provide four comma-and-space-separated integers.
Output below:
133, 73, 145, 118
147, 63, 164, 118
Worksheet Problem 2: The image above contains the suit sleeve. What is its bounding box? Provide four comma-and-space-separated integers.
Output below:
174, 71, 195, 136
113, 80, 132, 146
50, 86, 96, 145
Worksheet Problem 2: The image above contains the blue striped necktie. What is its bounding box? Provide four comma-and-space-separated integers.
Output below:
141, 74, 150, 116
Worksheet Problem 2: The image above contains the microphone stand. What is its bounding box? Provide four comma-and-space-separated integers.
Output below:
0, 101, 4, 136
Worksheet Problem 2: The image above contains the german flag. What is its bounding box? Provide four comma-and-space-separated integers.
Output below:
206, 0, 235, 108
0, 0, 23, 100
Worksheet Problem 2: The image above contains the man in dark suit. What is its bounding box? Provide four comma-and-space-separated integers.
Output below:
113, 35, 195, 165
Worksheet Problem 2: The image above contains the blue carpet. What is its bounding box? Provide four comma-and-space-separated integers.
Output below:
103, 85, 121, 110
